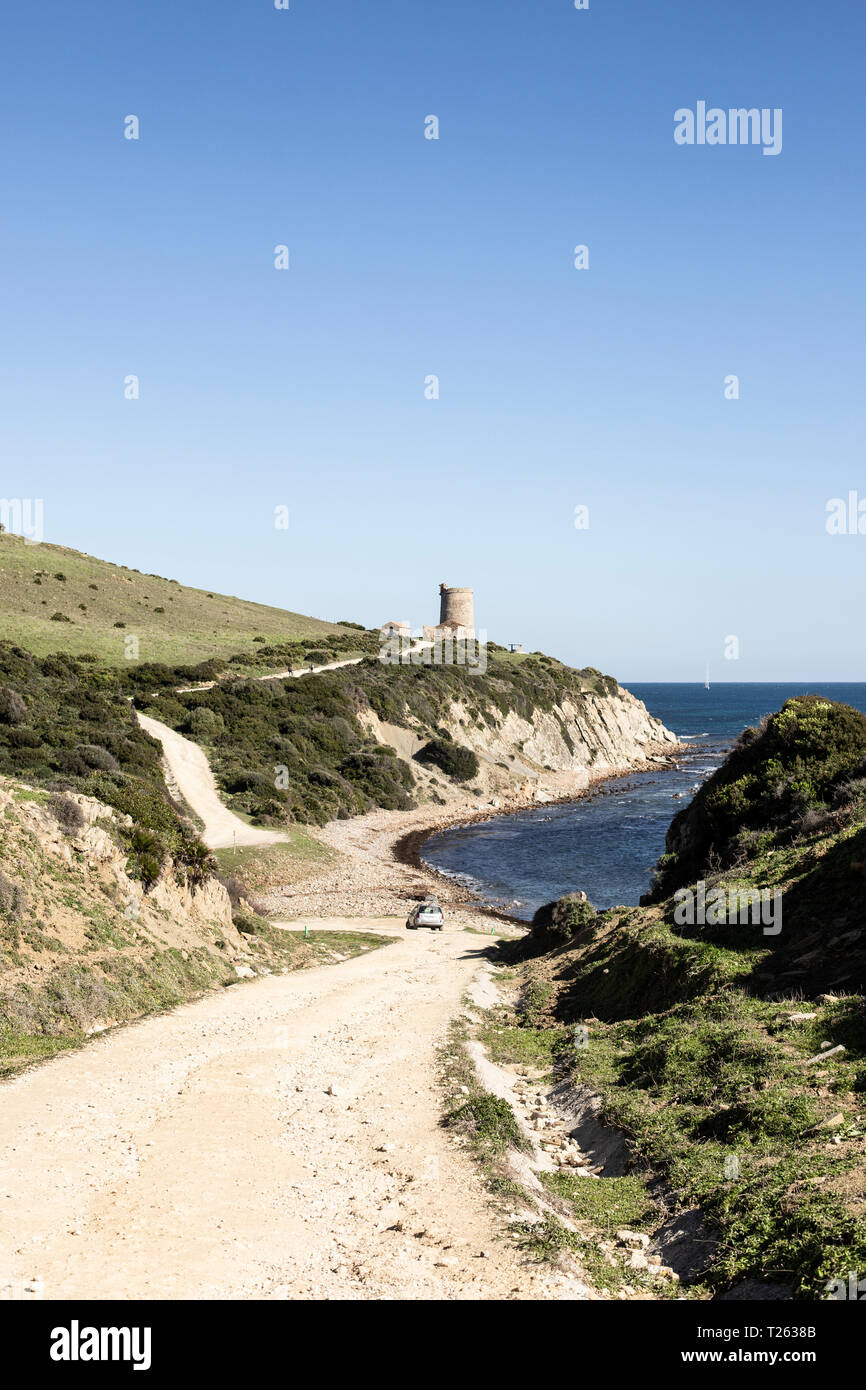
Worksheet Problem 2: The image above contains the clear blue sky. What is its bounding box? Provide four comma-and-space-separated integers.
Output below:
1, 0, 863, 680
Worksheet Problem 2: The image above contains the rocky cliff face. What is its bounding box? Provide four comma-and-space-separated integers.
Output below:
361, 683, 680, 806
466, 687, 678, 775
4, 784, 236, 931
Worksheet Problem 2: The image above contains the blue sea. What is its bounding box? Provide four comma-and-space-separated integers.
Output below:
422, 684, 866, 920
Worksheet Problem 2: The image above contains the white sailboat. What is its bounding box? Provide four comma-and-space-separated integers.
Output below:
705, 663, 710, 691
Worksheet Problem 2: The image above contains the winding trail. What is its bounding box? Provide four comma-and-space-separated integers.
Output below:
138, 641, 435, 851
136, 711, 285, 851
0, 928, 585, 1301
176, 655, 365, 694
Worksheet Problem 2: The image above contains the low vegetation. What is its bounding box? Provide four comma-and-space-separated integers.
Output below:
444, 1089, 528, 1155
414, 736, 479, 782
439, 1019, 529, 1168
138, 651, 621, 827
651, 695, 866, 899
0, 643, 211, 886
213, 835, 338, 891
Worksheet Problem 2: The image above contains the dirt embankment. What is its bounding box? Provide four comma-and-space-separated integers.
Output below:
0, 780, 240, 977
0, 779, 371, 1074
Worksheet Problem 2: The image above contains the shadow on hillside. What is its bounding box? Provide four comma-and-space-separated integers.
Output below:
747, 825, 866, 998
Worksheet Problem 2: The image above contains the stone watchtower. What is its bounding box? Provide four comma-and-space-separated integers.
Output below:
438, 582, 474, 635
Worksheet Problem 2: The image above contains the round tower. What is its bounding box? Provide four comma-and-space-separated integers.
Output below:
438, 582, 474, 633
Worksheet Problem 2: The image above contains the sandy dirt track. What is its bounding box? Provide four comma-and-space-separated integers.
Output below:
136, 647, 433, 852
176, 655, 366, 694
0, 927, 584, 1301
136, 711, 285, 850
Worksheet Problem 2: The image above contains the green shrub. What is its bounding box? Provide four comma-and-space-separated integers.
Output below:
77, 744, 120, 772
414, 737, 479, 782
531, 893, 597, 944
652, 696, 866, 896
123, 828, 164, 888
186, 706, 225, 738
7, 728, 41, 748
444, 1091, 527, 1154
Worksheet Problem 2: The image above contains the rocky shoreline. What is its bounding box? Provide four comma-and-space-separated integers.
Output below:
260, 741, 684, 927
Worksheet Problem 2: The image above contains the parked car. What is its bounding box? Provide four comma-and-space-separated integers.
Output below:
406, 900, 444, 931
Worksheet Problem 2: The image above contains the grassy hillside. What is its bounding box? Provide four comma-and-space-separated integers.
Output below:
0, 532, 355, 665
502, 697, 866, 1299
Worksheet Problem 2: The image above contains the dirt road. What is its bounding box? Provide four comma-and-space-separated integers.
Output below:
176, 655, 367, 694
0, 926, 584, 1301
175, 643, 435, 694
136, 711, 285, 851
136, 643, 435, 852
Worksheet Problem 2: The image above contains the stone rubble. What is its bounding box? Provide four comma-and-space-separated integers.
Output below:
500, 1070, 680, 1293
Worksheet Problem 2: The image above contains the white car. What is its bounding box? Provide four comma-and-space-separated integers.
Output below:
406, 901, 444, 931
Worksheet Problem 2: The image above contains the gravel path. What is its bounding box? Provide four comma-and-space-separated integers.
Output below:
0, 928, 584, 1301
